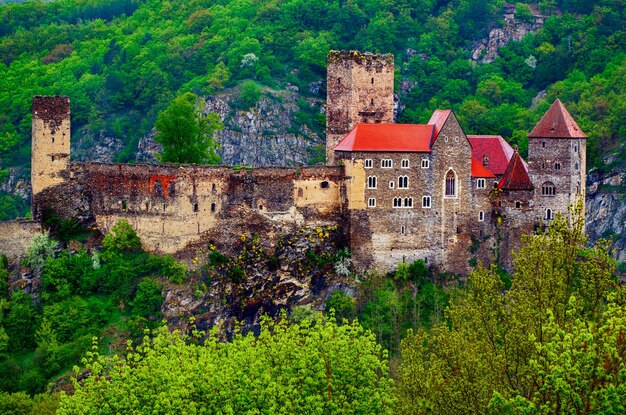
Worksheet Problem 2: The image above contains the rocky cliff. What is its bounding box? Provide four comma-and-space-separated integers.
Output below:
137, 88, 325, 166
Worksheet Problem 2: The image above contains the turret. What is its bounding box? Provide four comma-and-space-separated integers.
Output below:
325, 51, 394, 164
31, 96, 71, 218
527, 99, 586, 220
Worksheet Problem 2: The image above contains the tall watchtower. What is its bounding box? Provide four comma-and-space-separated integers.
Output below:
31, 96, 71, 216
527, 99, 586, 219
325, 51, 394, 164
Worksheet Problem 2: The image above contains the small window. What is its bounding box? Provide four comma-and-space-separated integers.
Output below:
477, 178, 486, 189
370, 98, 374, 105
515, 201, 521, 209
421, 159, 430, 169
542, 182, 556, 196
554, 162, 561, 170
445, 170, 456, 197
389, 181, 395, 189
51, 155, 55, 161
400, 225, 406, 235
575, 163, 579, 171
364, 159, 373, 169
298, 188, 304, 197
212, 183, 216, 192
574, 145, 578, 153
401, 159, 410, 169
542, 162, 545, 169
393, 197, 402, 208
163, 203, 166, 212
193, 203, 199, 212
338, 77, 341, 85
404, 197, 413, 208
479, 211, 484, 221
456, 226, 461, 234
145, 202, 149, 211
542, 141, 546, 148
381, 159, 393, 168
51, 135, 55, 144
371, 77, 374, 85
211, 202, 216, 213
368, 198, 376, 208
321, 181, 329, 189
367, 176, 377, 189
422, 196, 431, 208
398, 176, 409, 189
545, 208, 553, 220
121, 200, 127, 211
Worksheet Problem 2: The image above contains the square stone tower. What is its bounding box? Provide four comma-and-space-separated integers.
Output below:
31, 96, 71, 218
325, 51, 394, 164
527, 99, 586, 220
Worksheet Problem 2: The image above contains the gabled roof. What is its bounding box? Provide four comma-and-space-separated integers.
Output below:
528, 99, 587, 139
472, 157, 496, 178
498, 151, 533, 190
333, 123, 434, 152
427, 109, 452, 144
467, 135, 514, 176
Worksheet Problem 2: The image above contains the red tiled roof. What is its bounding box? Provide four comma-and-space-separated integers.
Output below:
427, 110, 451, 144
467, 135, 514, 176
498, 152, 533, 190
471, 157, 496, 178
333, 123, 434, 152
528, 99, 587, 139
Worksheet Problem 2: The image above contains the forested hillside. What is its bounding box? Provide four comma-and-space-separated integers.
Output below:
2, 0, 626, 182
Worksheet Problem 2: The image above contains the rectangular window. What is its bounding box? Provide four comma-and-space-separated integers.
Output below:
389, 181, 395, 189
367, 176, 377, 189
364, 159, 373, 168
477, 178, 486, 189
479, 211, 484, 221
515, 201, 521, 209
422, 196, 431, 208
381, 159, 393, 168
368, 198, 376, 208
421, 159, 430, 169
401, 225, 406, 235
401, 159, 410, 169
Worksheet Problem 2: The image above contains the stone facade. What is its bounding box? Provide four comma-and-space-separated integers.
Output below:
3, 52, 586, 276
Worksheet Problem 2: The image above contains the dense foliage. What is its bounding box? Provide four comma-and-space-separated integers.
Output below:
58, 316, 395, 414
396, 205, 625, 414
0, 220, 184, 400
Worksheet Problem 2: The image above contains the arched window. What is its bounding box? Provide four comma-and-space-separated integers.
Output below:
422, 196, 431, 208
367, 176, 377, 189
545, 208, 553, 220
541, 181, 556, 196
445, 170, 456, 197
404, 197, 413, 208
398, 176, 409, 189
393, 197, 402, 208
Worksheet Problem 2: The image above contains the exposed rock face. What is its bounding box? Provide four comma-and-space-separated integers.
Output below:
586, 166, 626, 262
0, 168, 30, 200
73, 130, 124, 163
472, 10, 545, 64
136, 90, 324, 166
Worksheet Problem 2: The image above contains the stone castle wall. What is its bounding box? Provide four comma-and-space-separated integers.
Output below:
0, 220, 42, 259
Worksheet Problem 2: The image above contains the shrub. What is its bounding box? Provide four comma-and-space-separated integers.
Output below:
23, 232, 58, 272
102, 220, 141, 253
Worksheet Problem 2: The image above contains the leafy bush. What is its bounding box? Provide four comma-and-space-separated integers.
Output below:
146, 254, 186, 284
23, 232, 58, 272
130, 278, 163, 319
102, 220, 141, 253
325, 290, 356, 323
236, 80, 262, 109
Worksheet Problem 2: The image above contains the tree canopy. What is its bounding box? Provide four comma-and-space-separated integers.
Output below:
154, 92, 222, 165
59, 315, 396, 414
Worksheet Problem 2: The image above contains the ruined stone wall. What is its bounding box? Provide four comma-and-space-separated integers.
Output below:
42, 163, 346, 261
528, 137, 586, 219
31, 96, 70, 204
0, 220, 42, 258
326, 51, 394, 164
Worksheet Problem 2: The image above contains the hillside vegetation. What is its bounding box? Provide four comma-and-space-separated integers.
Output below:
1, 0, 626, 178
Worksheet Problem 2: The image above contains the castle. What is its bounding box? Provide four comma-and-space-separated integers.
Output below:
1, 51, 586, 275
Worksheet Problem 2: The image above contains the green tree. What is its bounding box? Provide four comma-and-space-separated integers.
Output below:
59, 316, 395, 414
155, 92, 223, 165
102, 219, 141, 253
